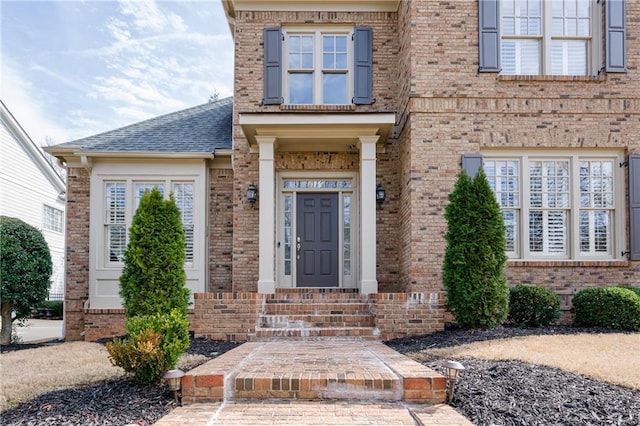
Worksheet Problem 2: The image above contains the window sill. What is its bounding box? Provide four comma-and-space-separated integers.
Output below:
507, 260, 630, 268
498, 75, 606, 83
280, 104, 356, 112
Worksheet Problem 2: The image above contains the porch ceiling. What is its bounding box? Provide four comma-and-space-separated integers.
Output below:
239, 112, 396, 153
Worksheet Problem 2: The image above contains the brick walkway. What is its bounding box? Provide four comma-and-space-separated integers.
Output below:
155, 340, 474, 425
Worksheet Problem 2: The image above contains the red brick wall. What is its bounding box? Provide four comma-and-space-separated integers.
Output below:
64, 167, 90, 341
209, 168, 234, 291
191, 292, 262, 341
371, 293, 446, 340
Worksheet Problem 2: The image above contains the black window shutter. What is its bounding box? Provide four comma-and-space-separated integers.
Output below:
263, 27, 282, 105
462, 154, 483, 178
478, 0, 500, 72
606, 0, 626, 73
630, 155, 640, 260
353, 26, 373, 105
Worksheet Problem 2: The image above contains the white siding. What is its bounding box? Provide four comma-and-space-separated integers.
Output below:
0, 108, 66, 297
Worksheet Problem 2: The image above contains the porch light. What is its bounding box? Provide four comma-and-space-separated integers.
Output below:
443, 360, 465, 404
163, 369, 185, 404
247, 184, 258, 204
376, 185, 386, 205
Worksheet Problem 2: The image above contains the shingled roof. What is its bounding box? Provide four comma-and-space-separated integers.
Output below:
54, 97, 232, 154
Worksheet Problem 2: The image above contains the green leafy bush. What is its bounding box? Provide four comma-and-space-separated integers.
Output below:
618, 285, 640, 298
106, 329, 166, 386
572, 287, 640, 331
119, 188, 190, 318
106, 309, 190, 385
508, 285, 560, 327
443, 170, 509, 328
0, 216, 52, 344
36, 300, 64, 318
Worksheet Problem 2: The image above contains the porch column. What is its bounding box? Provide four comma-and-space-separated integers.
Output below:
257, 136, 276, 294
358, 135, 379, 295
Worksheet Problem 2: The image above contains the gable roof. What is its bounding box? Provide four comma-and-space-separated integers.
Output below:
0, 100, 66, 195
50, 97, 233, 156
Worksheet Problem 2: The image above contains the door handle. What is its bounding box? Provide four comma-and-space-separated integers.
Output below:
296, 237, 301, 260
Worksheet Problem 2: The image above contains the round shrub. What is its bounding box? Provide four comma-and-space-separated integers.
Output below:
508, 285, 560, 327
572, 287, 640, 331
107, 309, 190, 385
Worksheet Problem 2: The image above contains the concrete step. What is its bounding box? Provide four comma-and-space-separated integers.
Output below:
181, 341, 447, 406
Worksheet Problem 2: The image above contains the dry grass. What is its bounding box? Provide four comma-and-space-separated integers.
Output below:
0, 342, 123, 411
0, 342, 210, 412
413, 333, 640, 390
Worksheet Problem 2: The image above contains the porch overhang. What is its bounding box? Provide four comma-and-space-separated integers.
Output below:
238, 113, 396, 153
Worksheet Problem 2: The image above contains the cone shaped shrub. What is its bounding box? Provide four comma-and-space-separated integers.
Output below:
443, 169, 509, 328
119, 188, 189, 318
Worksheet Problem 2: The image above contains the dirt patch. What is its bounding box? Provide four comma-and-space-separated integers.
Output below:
412, 333, 640, 390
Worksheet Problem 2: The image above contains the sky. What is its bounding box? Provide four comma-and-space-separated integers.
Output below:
1, 0, 234, 146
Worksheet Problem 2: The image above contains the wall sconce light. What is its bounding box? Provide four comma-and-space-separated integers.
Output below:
376, 185, 386, 205
443, 360, 465, 404
163, 368, 185, 404
247, 184, 258, 204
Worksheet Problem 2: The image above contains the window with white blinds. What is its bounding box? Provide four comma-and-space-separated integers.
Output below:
501, 0, 595, 75
104, 180, 195, 265
484, 153, 621, 260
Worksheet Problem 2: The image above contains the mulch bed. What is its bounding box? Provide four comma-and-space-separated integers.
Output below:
1, 326, 638, 425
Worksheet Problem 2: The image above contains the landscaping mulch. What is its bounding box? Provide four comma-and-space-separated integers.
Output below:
1, 326, 638, 425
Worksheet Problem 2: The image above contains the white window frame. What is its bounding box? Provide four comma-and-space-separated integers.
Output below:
282, 26, 353, 105
484, 150, 624, 261
43, 204, 64, 233
102, 179, 195, 267
500, 0, 601, 75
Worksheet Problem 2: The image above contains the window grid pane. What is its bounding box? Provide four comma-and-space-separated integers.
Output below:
485, 159, 520, 256
105, 182, 126, 263
174, 183, 194, 263
43, 205, 64, 233
343, 195, 351, 276
284, 194, 292, 276
135, 183, 164, 209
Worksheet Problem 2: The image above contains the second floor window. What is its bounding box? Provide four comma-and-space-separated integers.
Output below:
501, 0, 595, 75
285, 29, 351, 105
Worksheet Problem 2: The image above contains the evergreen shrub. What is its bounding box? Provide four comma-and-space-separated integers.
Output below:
572, 287, 640, 331
442, 170, 509, 328
508, 285, 560, 327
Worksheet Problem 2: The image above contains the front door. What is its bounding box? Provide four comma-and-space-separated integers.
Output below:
296, 193, 339, 287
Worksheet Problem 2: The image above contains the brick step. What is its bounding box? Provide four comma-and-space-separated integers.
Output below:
269, 292, 367, 301
251, 326, 379, 340
259, 314, 375, 328
232, 370, 401, 401
181, 341, 447, 406
263, 302, 372, 315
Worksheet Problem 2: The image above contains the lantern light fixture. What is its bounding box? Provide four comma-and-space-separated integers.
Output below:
376, 185, 386, 205
247, 184, 258, 204
443, 360, 465, 404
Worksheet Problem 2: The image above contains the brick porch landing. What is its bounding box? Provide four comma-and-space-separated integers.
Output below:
181, 340, 446, 405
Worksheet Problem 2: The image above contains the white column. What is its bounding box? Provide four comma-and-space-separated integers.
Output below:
257, 136, 276, 294
358, 136, 379, 295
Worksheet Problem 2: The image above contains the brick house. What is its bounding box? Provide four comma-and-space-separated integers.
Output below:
46, 0, 639, 342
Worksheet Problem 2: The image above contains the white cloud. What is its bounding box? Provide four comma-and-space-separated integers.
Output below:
106, 17, 131, 42
117, 0, 187, 34
0, 60, 72, 145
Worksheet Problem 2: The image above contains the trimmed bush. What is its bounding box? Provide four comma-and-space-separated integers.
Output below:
1, 216, 52, 345
36, 300, 64, 318
119, 188, 190, 318
106, 309, 190, 385
508, 285, 560, 327
618, 285, 640, 298
572, 287, 640, 331
443, 169, 509, 328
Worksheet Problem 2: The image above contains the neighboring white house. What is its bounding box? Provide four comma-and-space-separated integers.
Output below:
0, 100, 66, 299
